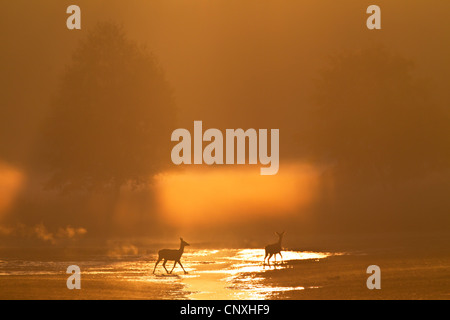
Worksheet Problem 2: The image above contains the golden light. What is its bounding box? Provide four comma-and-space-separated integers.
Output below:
154, 162, 320, 228
0, 161, 25, 220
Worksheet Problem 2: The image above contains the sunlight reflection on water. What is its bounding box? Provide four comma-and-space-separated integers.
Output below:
0, 248, 343, 299
232, 248, 331, 262
179, 248, 341, 299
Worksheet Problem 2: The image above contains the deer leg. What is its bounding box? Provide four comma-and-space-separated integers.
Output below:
264, 251, 269, 265
178, 261, 188, 274
153, 257, 162, 274
170, 261, 177, 274
279, 252, 283, 264
268, 253, 273, 266
162, 259, 170, 274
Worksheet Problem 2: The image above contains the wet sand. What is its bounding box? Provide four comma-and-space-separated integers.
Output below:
1, 242, 449, 300
253, 253, 450, 299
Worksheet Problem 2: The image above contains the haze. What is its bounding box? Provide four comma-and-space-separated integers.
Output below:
1, 0, 449, 248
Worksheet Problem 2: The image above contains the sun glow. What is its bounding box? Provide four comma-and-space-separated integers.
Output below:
0, 162, 25, 220
154, 163, 320, 227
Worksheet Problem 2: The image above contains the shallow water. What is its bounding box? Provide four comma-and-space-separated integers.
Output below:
177, 249, 337, 299
0, 248, 343, 299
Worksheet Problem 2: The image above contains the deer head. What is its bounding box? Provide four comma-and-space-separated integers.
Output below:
180, 237, 190, 247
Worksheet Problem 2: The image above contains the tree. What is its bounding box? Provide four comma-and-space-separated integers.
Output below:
307, 47, 450, 184
302, 47, 450, 233
40, 23, 176, 194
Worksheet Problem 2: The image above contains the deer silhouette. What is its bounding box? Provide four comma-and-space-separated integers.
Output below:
264, 231, 285, 266
153, 238, 190, 274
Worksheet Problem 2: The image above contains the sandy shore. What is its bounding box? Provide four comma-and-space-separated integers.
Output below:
253, 252, 450, 299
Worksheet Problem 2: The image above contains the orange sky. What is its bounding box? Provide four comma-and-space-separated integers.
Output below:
1, 1, 449, 242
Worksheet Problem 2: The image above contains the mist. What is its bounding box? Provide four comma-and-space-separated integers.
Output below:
1, 1, 450, 250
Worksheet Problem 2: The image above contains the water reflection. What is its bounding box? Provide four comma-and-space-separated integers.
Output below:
97, 248, 335, 299
232, 249, 330, 262
179, 248, 340, 299
0, 248, 342, 299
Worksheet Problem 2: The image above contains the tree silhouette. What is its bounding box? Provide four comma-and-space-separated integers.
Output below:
40, 23, 176, 194
307, 47, 450, 185
301, 47, 450, 233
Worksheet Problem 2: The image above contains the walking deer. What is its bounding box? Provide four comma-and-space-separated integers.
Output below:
264, 231, 285, 266
153, 238, 190, 274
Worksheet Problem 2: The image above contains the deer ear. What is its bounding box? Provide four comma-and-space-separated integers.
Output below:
180, 237, 183, 241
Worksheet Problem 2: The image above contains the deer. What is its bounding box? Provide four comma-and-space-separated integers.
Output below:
153, 238, 190, 274
264, 231, 285, 266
